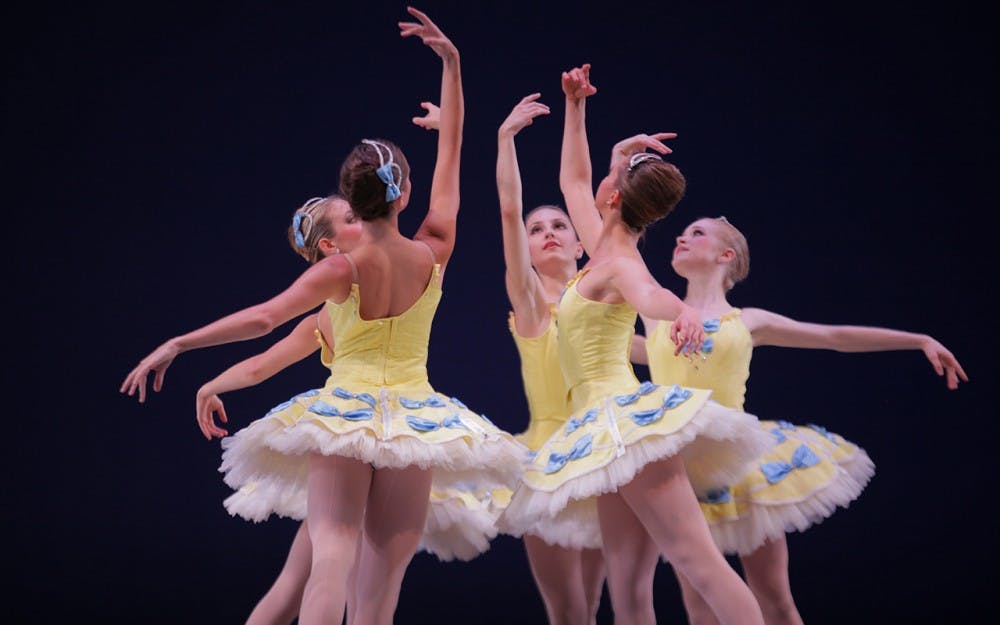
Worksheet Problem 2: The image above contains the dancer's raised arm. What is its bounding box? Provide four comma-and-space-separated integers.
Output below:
400, 7, 464, 267
497, 94, 552, 329
558, 64, 602, 255
742, 308, 968, 389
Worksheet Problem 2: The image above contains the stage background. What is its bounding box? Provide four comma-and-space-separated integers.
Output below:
5, 1, 996, 623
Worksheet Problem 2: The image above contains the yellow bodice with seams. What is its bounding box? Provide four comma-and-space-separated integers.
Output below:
557, 269, 641, 413
320, 264, 442, 393
646, 309, 753, 410
509, 306, 569, 450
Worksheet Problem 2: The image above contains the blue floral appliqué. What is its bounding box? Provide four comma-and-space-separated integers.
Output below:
544, 433, 593, 474
332, 387, 377, 407
630, 384, 694, 426
701, 337, 715, 354
566, 408, 599, 434
400, 395, 447, 409
701, 487, 732, 504
760, 444, 822, 484
615, 381, 659, 406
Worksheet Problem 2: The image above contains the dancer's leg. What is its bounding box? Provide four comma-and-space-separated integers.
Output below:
350, 464, 433, 625
580, 547, 606, 625
523, 535, 591, 625
676, 569, 722, 625
597, 491, 660, 625
245, 522, 312, 625
299, 453, 372, 625
740, 537, 803, 625
619, 456, 764, 625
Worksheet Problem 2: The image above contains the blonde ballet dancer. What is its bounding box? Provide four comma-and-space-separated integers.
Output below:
641, 215, 967, 625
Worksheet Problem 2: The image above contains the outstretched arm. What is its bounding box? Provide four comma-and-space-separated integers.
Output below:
498, 94, 551, 331
401, 7, 464, 268
121, 254, 353, 402
742, 307, 969, 389
610, 256, 705, 355
559, 64, 601, 256
195, 314, 323, 440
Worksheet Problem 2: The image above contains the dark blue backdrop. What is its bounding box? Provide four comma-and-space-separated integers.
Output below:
6, 1, 996, 623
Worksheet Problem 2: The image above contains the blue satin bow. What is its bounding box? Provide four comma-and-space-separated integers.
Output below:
332, 387, 377, 407
266, 399, 294, 415
615, 381, 659, 406
703, 318, 721, 333
377, 164, 402, 202
630, 384, 694, 426
291, 212, 306, 247
807, 423, 838, 443
566, 408, 599, 434
308, 400, 374, 421
702, 487, 732, 504
406, 413, 469, 432
544, 433, 593, 474
770, 427, 788, 443
760, 444, 822, 483
400, 396, 447, 409
776, 420, 796, 431
296, 389, 320, 399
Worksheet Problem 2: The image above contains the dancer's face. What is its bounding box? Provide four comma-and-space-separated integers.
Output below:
671, 218, 728, 277
525, 207, 583, 269
324, 198, 364, 255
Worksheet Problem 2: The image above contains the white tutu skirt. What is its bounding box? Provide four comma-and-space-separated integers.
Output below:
699, 420, 875, 556
220, 384, 526, 523
499, 382, 774, 539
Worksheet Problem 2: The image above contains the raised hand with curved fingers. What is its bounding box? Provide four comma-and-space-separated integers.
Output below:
609, 132, 678, 172
920, 336, 969, 389
499, 93, 550, 136
561, 63, 597, 101
399, 6, 456, 60
412, 101, 441, 130
670, 305, 706, 357
196, 390, 230, 440
120, 339, 180, 403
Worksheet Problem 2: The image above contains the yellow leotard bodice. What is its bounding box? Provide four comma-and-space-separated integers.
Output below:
647, 309, 752, 410
321, 264, 441, 392
557, 270, 640, 413
509, 305, 568, 450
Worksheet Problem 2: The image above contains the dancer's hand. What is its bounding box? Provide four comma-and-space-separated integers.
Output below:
920, 336, 969, 389
499, 93, 550, 137
561, 63, 597, 101
196, 387, 229, 440
412, 101, 441, 130
399, 7, 457, 61
671, 305, 706, 357
120, 339, 181, 403
612, 132, 677, 161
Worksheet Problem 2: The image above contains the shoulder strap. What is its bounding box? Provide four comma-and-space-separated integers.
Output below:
341, 252, 360, 283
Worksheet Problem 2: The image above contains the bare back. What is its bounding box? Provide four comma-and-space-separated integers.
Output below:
339, 236, 439, 321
